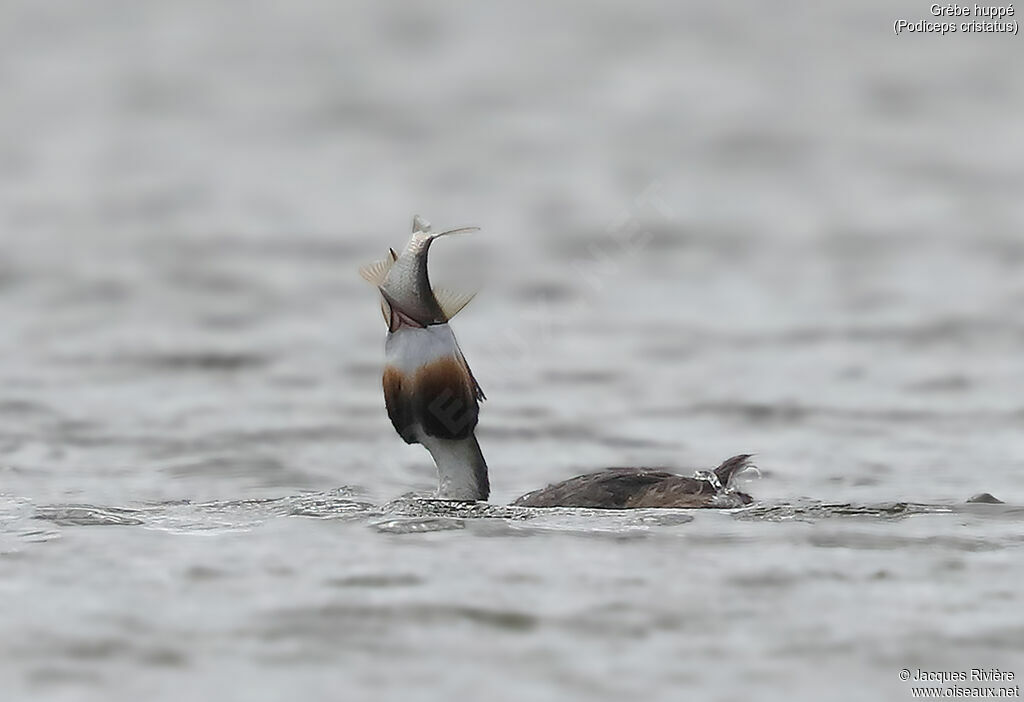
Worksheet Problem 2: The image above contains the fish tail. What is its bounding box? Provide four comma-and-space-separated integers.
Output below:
412, 214, 479, 241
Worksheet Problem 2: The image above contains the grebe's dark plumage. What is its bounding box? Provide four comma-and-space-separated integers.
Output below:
511, 454, 754, 509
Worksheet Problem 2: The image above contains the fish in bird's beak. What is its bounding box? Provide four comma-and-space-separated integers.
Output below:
359, 215, 479, 332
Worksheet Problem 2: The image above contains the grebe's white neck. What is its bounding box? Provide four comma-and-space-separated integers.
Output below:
420, 433, 489, 501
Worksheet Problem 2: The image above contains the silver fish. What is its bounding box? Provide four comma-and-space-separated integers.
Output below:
360, 215, 478, 331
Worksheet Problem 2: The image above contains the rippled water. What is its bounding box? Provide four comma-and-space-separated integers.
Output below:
2, 1, 1023, 700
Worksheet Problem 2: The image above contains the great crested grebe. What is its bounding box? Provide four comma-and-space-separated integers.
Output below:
359, 216, 754, 509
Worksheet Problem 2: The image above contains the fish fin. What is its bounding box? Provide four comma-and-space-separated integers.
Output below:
389, 248, 398, 261
412, 215, 431, 233
379, 297, 391, 325
432, 286, 477, 321
358, 257, 395, 286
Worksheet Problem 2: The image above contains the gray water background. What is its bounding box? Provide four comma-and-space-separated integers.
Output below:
1, 1, 1023, 700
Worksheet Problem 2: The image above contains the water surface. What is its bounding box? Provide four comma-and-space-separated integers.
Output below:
1, 1, 1023, 700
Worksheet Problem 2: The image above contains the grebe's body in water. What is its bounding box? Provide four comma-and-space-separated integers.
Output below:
360, 216, 753, 508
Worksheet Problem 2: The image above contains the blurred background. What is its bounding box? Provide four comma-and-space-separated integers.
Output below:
1, 1, 1022, 700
